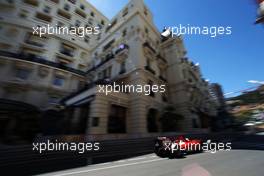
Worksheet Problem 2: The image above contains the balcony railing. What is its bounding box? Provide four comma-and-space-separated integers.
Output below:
57, 9, 71, 20
23, 0, 38, 6
115, 44, 129, 55
119, 69, 126, 75
144, 65, 156, 75
87, 53, 115, 74
143, 42, 156, 54
75, 8, 86, 18
0, 51, 85, 76
48, 0, 59, 3
60, 49, 74, 57
157, 54, 167, 63
25, 40, 44, 47
35, 12, 52, 22
0, 0, 15, 7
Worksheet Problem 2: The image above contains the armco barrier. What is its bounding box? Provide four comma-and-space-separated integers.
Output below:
0, 137, 155, 175
0, 133, 263, 175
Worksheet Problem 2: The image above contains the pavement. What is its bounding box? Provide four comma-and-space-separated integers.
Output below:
39, 141, 264, 176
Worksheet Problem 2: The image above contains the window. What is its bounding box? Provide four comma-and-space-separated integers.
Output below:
84, 35, 90, 43
15, 68, 30, 80
97, 24, 102, 29
6, 28, 18, 38
6, 0, 14, 4
49, 96, 60, 104
103, 39, 115, 51
92, 117, 100, 127
122, 7, 128, 17
43, 6, 51, 13
105, 19, 117, 32
90, 11, 94, 17
68, 0, 75, 4
146, 57, 151, 67
64, 4, 70, 11
75, 20, 81, 27
57, 21, 64, 27
101, 69, 106, 79
80, 4, 85, 10
145, 27, 149, 34
88, 18, 93, 25
53, 76, 64, 86
122, 29, 127, 37
192, 119, 199, 128
108, 105, 127, 133
101, 20, 105, 25
98, 72, 103, 80
97, 33, 101, 41
182, 69, 187, 79
120, 61, 126, 73
162, 93, 168, 102
144, 6, 148, 16
148, 80, 155, 97
107, 66, 112, 78
19, 9, 29, 19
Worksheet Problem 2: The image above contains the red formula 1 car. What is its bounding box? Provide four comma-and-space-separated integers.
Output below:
154, 135, 203, 158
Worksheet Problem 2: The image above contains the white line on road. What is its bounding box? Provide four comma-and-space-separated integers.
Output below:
127, 157, 147, 161
52, 158, 166, 176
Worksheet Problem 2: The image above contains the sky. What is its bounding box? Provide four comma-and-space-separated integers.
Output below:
88, 0, 264, 97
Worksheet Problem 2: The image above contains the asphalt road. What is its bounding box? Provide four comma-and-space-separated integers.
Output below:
40, 144, 264, 176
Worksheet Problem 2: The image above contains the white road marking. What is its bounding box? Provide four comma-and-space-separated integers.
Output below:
127, 157, 146, 161
149, 155, 157, 158
116, 160, 126, 163
52, 158, 166, 176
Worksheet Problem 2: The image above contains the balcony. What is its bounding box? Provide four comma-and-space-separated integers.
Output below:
145, 65, 156, 75
35, 12, 52, 23
143, 42, 156, 56
22, 40, 46, 52
57, 9, 71, 20
0, 0, 15, 8
47, 0, 59, 4
75, 8, 86, 19
87, 53, 115, 74
60, 49, 74, 57
157, 54, 167, 63
23, 0, 38, 6
119, 69, 126, 75
0, 51, 85, 76
115, 44, 129, 62
57, 49, 75, 63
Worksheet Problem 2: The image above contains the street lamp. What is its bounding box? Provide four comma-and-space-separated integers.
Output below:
256, 0, 264, 24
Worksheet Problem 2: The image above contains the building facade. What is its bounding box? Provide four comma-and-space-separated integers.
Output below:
0, 0, 108, 109
62, 0, 217, 138
0, 0, 217, 138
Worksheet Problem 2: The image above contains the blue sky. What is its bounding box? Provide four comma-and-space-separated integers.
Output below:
88, 0, 264, 97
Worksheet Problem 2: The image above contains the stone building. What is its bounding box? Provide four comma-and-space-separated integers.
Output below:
0, 0, 217, 138
0, 0, 108, 109
61, 0, 217, 138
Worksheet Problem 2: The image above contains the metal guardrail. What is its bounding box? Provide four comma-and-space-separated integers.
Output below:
0, 133, 263, 175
